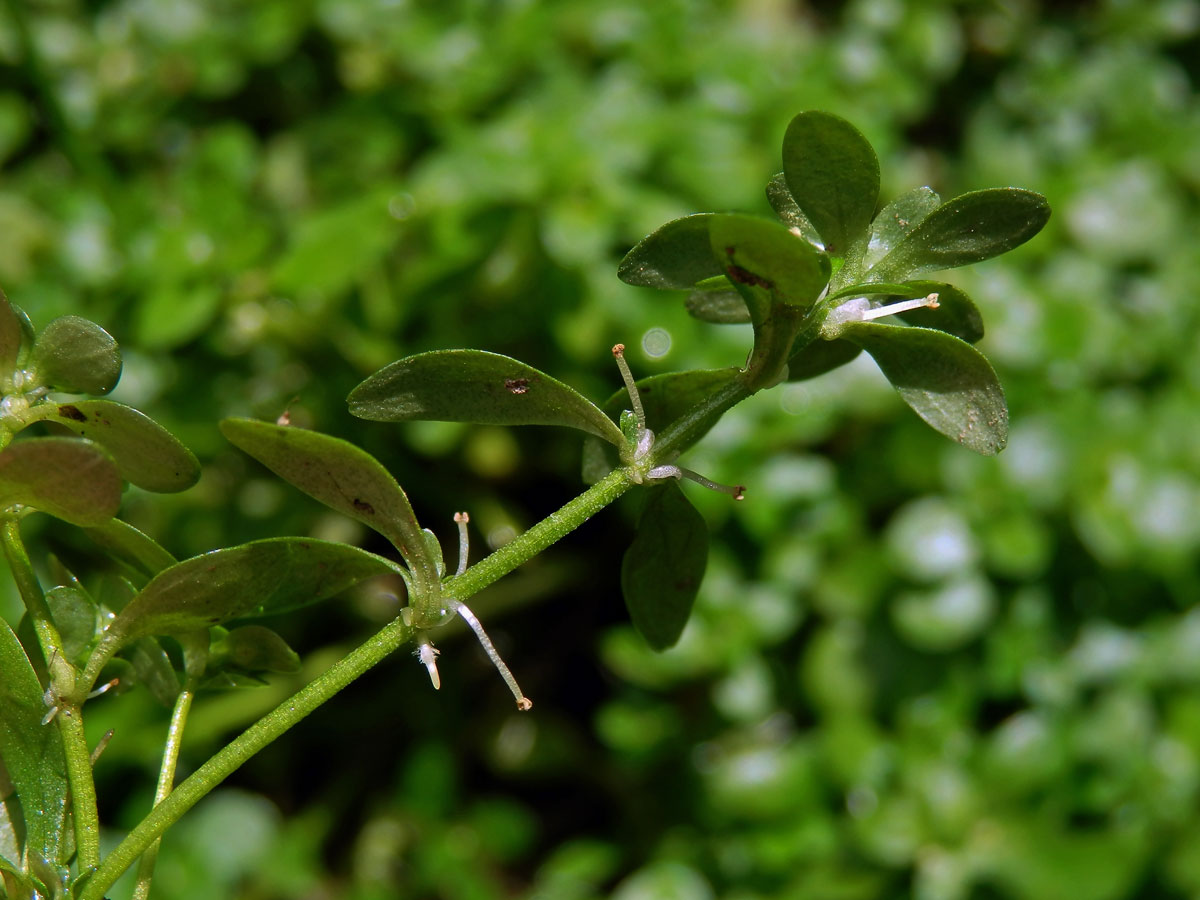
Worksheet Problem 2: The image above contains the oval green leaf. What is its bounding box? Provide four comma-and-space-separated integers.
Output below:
765, 173, 824, 248
857, 186, 941, 274
0, 618, 69, 868
787, 338, 862, 381
829, 280, 984, 343
617, 213, 724, 289
83, 519, 178, 578
621, 481, 709, 650
841, 322, 1008, 455
868, 188, 1051, 282
684, 287, 751, 325
212, 625, 301, 675
30, 400, 200, 493
782, 111, 880, 256
348, 350, 625, 446
95, 538, 401, 656
220, 419, 437, 588
0, 437, 122, 526
29, 316, 122, 395
0, 290, 23, 378
709, 214, 832, 314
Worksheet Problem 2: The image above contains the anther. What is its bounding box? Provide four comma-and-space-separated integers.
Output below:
649, 465, 744, 500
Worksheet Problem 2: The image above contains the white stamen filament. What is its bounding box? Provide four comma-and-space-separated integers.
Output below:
859, 292, 940, 321
454, 511, 470, 576
455, 603, 532, 711
612, 344, 646, 430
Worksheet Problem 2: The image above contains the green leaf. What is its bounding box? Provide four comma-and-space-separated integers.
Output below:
94, 538, 401, 655
0, 618, 69, 868
684, 287, 751, 325
348, 350, 625, 446
829, 280, 984, 343
28, 316, 122, 395
867, 188, 1051, 282
621, 481, 709, 650
45, 586, 100, 664
841, 322, 1008, 455
765, 173, 823, 247
782, 111, 880, 256
0, 438, 122, 526
211, 625, 301, 675
709, 214, 832, 314
125, 637, 181, 707
858, 186, 941, 273
220, 419, 437, 581
617, 214, 723, 289
0, 289, 23, 378
787, 339, 862, 381
31, 400, 200, 493
82, 519, 178, 579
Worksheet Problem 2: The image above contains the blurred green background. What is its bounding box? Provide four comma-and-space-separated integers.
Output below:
2, 0, 1200, 897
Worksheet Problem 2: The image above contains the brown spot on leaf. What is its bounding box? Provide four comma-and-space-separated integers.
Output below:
353, 498, 376, 515
726, 263, 773, 290
58, 404, 87, 422
505, 378, 530, 395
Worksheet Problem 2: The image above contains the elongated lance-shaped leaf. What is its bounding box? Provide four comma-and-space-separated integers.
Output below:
765, 173, 824, 248
709, 214, 832, 314
782, 111, 880, 256
220, 419, 439, 592
856, 186, 941, 275
25, 399, 200, 493
829, 281, 984, 343
0, 437, 121, 526
840, 322, 1008, 455
621, 481, 709, 650
29, 316, 122, 395
867, 188, 1051, 283
348, 350, 625, 446
0, 618, 69, 869
88, 538, 402, 676
617, 213, 724, 289
0, 289, 23, 380
83, 518, 178, 579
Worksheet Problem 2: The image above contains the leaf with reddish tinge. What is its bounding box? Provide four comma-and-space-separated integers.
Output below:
220, 419, 438, 588
0, 437, 121, 526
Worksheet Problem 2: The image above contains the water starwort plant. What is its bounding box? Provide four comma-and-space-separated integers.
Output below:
0, 112, 1048, 900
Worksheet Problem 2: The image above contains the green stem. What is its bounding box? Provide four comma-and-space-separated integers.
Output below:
442, 467, 633, 602
130, 682, 196, 900
0, 518, 102, 873
78, 618, 413, 900
79, 468, 636, 900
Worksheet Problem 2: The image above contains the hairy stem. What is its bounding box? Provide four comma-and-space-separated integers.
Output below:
77, 618, 415, 900
80, 467, 636, 900
0, 518, 102, 873
130, 682, 196, 900
441, 467, 633, 601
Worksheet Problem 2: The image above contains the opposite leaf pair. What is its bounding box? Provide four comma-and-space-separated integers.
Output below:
619, 110, 1051, 456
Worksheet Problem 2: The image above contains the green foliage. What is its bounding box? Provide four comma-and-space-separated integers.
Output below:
621, 483, 708, 650
0, 1, 1197, 898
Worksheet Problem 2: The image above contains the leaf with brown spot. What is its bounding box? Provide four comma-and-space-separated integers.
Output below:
348, 350, 625, 446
